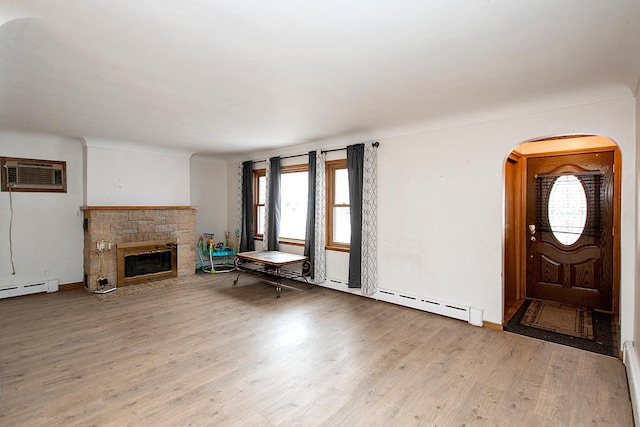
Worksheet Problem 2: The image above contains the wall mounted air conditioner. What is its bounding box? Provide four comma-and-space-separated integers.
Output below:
1, 157, 67, 192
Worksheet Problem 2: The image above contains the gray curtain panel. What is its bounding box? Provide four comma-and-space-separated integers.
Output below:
347, 144, 364, 288
240, 160, 255, 252
303, 151, 317, 277
267, 156, 281, 251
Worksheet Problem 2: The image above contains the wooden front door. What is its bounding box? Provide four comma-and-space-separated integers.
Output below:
526, 151, 614, 311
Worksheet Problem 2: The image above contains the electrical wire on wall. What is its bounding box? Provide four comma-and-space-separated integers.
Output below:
7, 183, 16, 275
3, 162, 17, 274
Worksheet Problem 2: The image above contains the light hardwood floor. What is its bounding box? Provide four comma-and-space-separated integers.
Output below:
0, 273, 633, 426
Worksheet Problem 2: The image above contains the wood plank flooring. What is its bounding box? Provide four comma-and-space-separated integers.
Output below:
0, 273, 633, 426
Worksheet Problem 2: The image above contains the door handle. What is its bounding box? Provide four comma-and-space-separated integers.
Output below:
528, 224, 536, 235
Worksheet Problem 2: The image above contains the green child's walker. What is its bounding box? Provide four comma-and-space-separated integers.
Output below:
197, 230, 241, 273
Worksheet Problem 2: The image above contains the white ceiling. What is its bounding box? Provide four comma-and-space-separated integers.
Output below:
1, 1, 639, 155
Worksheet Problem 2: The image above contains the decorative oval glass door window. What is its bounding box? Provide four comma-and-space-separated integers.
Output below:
548, 175, 588, 245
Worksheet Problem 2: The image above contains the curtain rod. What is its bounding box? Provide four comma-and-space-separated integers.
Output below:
252, 152, 307, 164
321, 141, 379, 154
250, 141, 379, 164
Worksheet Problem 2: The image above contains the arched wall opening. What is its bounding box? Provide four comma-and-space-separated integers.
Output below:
503, 134, 621, 326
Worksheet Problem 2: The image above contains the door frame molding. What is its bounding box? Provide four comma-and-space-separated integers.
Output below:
504, 144, 621, 319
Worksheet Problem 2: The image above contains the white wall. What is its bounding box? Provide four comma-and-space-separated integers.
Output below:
226, 97, 637, 341
378, 98, 636, 331
0, 131, 84, 287
83, 139, 191, 206
190, 154, 228, 241
635, 84, 640, 347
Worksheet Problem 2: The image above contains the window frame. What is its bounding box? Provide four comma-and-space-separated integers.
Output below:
252, 163, 309, 246
326, 159, 350, 252
278, 164, 309, 245
253, 168, 266, 239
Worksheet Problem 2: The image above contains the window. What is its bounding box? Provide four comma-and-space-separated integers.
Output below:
254, 169, 266, 236
253, 164, 309, 243
326, 159, 350, 251
547, 175, 587, 246
279, 165, 308, 241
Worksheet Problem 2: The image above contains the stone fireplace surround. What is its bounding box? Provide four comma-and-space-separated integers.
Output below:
81, 206, 196, 292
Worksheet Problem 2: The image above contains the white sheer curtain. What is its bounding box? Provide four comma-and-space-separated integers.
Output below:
262, 160, 271, 251
361, 143, 378, 295
236, 163, 243, 233
313, 151, 326, 283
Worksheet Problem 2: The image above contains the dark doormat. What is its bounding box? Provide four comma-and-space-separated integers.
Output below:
504, 299, 618, 358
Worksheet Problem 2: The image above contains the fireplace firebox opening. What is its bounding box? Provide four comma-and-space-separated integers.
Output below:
117, 239, 178, 286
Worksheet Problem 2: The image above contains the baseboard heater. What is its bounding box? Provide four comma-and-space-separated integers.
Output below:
319, 278, 483, 326
623, 341, 640, 426
0, 280, 59, 299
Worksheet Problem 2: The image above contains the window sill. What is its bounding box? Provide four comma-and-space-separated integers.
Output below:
253, 236, 350, 252
278, 238, 305, 247
326, 245, 350, 253
252, 236, 305, 248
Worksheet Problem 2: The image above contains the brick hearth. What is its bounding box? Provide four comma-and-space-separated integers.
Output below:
81, 206, 196, 292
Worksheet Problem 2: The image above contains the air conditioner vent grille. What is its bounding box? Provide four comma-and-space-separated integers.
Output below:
1, 157, 67, 193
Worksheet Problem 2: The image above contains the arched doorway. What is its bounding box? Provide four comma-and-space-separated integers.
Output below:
503, 135, 621, 355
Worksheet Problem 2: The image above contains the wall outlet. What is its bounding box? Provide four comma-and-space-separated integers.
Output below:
42, 269, 49, 277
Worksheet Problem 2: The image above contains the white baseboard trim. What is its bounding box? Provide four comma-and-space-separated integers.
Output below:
623, 340, 640, 426
318, 278, 483, 326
